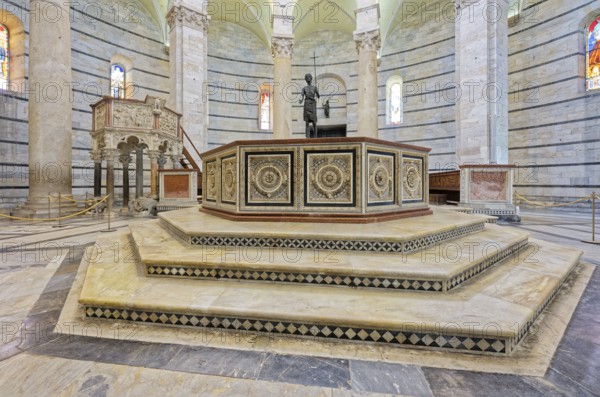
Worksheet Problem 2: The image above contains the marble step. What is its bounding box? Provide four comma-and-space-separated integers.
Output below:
79, 230, 581, 356
159, 207, 487, 253
131, 221, 530, 292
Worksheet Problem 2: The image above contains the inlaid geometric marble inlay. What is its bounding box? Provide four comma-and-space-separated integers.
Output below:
205, 160, 218, 202
368, 151, 395, 205
221, 155, 237, 204
402, 156, 423, 202
305, 151, 355, 206
246, 152, 293, 205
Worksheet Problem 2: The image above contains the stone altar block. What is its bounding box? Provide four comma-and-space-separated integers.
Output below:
200, 137, 431, 222
459, 164, 518, 219
159, 169, 199, 204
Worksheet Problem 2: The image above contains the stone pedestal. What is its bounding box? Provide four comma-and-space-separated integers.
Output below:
15, 0, 75, 216
459, 165, 518, 220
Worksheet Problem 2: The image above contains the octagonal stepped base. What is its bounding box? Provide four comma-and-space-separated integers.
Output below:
79, 230, 581, 356
159, 207, 487, 254
132, 220, 529, 293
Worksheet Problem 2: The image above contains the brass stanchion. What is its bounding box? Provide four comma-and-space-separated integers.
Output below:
583, 192, 600, 244
47, 193, 51, 219
52, 193, 67, 228
101, 194, 116, 233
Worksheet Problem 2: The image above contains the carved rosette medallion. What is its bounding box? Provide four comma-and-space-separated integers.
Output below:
402, 157, 423, 202
221, 156, 237, 203
306, 152, 354, 205
247, 153, 292, 205
205, 161, 218, 201
368, 153, 394, 204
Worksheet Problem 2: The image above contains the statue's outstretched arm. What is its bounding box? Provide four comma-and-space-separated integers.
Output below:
299, 88, 305, 104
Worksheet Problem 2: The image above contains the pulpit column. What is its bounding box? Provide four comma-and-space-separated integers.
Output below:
92, 152, 102, 198
103, 149, 118, 210
148, 150, 161, 198
135, 146, 144, 198
119, 155, 132, 208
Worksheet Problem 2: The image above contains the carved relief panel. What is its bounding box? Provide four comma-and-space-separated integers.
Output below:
402, 156, 424, 202
221, 155, 237, 204
305, 150, 355, 207
367, 151, 395, 206
245, 152, 294, 206
112, 102, 153, 129
205, 160, 218, 202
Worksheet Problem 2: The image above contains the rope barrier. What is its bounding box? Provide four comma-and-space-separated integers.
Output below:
47, 194, 97, 204
0, 195, 109, 222
514, 192, 592, 207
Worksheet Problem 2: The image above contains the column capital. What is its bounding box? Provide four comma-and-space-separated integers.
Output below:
90, 151, 103, 163
119, 155, 132, 165
147, 150, 162, 161
102, 149, 119, 163
354, 29, 381, 53
271, 36, 294, 58
167, 5, 209, 32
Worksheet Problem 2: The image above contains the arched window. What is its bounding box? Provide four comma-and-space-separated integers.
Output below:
110, 64, 126, 98
259, 86, 271, 130
0, 23, 9, 88
586, 16, 600, 91
386, 76, 403, 125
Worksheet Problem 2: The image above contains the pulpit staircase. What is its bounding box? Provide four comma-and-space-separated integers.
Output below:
180, 128, 203, 199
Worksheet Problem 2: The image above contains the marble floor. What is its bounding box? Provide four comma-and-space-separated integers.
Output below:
0, 211, 598, 396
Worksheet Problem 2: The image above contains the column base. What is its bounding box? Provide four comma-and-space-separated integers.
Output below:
11, 196, 80, 219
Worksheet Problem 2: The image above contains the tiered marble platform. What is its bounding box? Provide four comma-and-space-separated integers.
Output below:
78, 206, 581, 356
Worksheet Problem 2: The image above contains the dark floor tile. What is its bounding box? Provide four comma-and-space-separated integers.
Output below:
28, 289, 70, 315
28, 335, 108, 362
257, 353, 351, 389
17, 309, 62, 350
422, 367, 546, 397
0, 337, 23, 362
165, 345, 267, 379
42, 272, 76, 294
125, 343, 183, 369
349, 360, 433, 396
520, 368, 600, 397
549, 334, 600, 393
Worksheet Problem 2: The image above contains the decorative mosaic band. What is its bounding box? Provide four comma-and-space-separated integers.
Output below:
84, 306, 511, 355
144, 239, 528, 292
158, 221, 485, 253
445, 240, 528, 291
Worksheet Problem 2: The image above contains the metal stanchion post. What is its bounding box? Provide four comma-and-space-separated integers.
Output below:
101, 194, 116, 233
582, 192, 600, 244
47, 194, 51, 219
52, 193, 67, 228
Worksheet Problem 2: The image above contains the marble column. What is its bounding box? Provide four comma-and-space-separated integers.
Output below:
454, 0, 509, 164
20, 0, 73, 214
167, 0, 209, 163
354, 1, 381, 138
92, 152, 102, 198
271, 37, 294, 139
148, 150, 161, 198
103, 149, 118, 210
119, 155, 131, 209
135, 146, 144, 198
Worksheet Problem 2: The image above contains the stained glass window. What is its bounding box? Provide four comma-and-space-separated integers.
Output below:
110, 64, 125, 98
259, 89, 270, 130
0, 24, 9, 88
390, 82, 402, 125
586, 16, 600, 91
